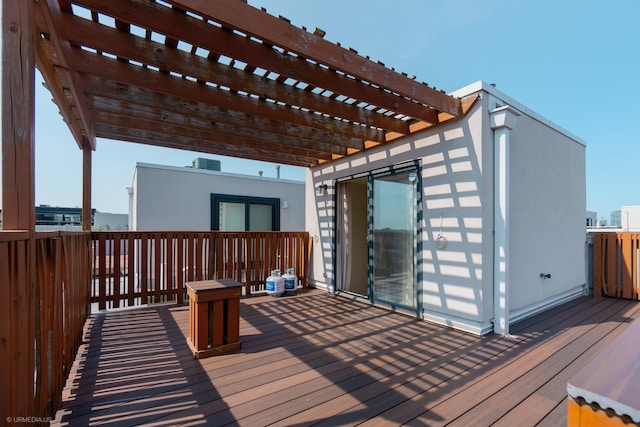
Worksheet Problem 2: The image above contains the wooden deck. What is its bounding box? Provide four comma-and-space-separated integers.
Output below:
52, 289, 640, 426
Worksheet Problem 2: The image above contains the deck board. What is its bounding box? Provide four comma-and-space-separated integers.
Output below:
52, 290, 640, 426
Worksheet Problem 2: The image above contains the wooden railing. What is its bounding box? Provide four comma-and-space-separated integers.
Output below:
592, 231, 640, 300
0, 231, 91, 422
91, 231, 311, 310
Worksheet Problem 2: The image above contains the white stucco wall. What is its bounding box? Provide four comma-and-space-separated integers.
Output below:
508, 109, 587, 318
131, 163, 304, 231
306, 92, 494, 334
620, 206, 640, 230
306, 80, 587, 335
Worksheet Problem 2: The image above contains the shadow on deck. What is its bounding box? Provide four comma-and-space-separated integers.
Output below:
53, 289, 640, 426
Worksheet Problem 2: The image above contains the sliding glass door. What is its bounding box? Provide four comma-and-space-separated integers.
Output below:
337, 164, 420, 316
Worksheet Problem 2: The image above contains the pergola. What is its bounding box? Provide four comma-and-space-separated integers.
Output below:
8, 5, 639, 426
3, 0, 478, 231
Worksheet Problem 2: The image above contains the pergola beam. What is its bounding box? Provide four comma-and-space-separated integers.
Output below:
94, 123, 319, 167
87, 98, 353, 157
70, 48, 384, 142
34, 34, 84, 146
90, 110, 335, 165
58, 13, 410, 135
71, 0, 434, 126
80, 78, 367, 151
171, 0, 462, 116
38, 0, 96, 149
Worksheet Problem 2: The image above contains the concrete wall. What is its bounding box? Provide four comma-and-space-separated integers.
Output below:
131, 163, 305, 231
306, 80, 587, 335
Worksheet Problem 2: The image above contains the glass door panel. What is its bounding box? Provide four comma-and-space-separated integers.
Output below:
249, 204, 273, 231
371, 170, 417, 313
336, 178, 369, 296
219, 202, 245, 231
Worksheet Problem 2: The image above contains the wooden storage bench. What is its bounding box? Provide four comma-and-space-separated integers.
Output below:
185, 279, 243, 358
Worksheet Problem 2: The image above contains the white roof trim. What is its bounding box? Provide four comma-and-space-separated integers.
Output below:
134, 162, 304, 184
451, 81, 587, 147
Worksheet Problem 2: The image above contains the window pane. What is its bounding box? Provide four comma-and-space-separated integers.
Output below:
219, 202, 245, 231
249, 204, 273, 231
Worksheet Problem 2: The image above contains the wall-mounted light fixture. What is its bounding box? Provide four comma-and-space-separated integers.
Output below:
316, 183, 328, 195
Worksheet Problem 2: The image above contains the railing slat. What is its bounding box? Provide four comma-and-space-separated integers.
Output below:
127, 233, 135, 306
141, 236, 148, 305
177, 233, 184, 304
113, 233, 121, 308
0, 241, 10, 414
236, 234, 243, 283
35, 239, 48, 416
593, 233, 603, 297
154, 233, 162, 303
622, 233, 633, 299
195, 233, 203, 282
166, 234, 174, 302
97, 233, 107, 310
629, 233, 640, 300
187, 233, 195, 283
605, 234, 617, 297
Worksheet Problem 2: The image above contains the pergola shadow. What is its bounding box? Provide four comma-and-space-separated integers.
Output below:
53, 304, 230, 426
54, 290, 640, 426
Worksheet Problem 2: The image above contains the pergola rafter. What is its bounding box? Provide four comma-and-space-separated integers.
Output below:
34, 0, 473, 167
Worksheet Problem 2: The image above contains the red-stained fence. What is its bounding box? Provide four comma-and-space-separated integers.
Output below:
0, 231, 91, 423
592, 232, 640, 300
91, 231, 311, 310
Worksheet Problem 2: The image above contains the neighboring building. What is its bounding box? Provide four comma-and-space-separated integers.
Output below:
128, 161, 304, 231
586, 211, 597, 227
620, 206, 640, 230
306, 81, 587, 336
94, 212, 128, 231
610, 210, 621, 228
35, 205, 94, 230
2, 206, 125, 231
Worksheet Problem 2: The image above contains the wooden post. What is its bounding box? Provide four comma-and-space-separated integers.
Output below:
82, 139, 92, 230
2, 0, 35, 231
1, 0, 37, 422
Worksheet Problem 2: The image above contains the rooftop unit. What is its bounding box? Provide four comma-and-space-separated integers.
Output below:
192, 158, 221, 172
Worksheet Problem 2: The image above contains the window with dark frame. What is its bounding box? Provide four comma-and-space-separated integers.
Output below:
211, 194, 280, 231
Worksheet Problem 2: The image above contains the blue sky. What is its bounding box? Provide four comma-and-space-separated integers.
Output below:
23, 1, 640, 216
